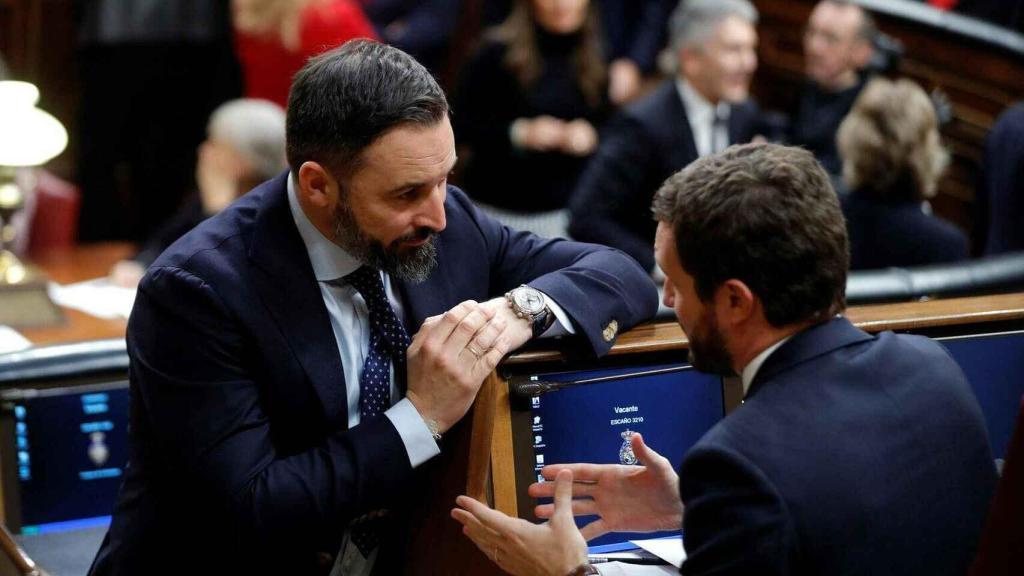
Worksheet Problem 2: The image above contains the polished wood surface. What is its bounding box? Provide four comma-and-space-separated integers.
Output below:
15, 243, 132, 346
506, 292, 1024, 365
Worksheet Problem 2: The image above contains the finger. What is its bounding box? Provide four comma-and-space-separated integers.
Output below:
455, 494, 518, 534
471, 334, 511, 381
451, 509, 499, 553
631, 432, 668, 467
411, 301, 476, 352
534, 498, 597, 520
552, 469, 575, 518
541, 463, 609, 483
532, 479, 598, 501
580, 518, 610, 541
469, 315, 507, 355
444, 308, 493, 358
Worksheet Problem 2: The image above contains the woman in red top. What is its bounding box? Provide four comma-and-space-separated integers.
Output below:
233, 0, 377, 107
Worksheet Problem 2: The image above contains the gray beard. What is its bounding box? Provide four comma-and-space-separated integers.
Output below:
331, 200, 438, 283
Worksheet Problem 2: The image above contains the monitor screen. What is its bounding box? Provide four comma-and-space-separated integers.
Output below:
523, 362, 724, 552
939, 330, 1024, 460
9, 382, 129, 534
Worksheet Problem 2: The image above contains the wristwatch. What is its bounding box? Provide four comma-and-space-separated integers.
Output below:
505, 285, 555, 338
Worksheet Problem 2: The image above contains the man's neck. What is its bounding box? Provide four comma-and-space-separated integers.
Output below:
731, 319, 815, 376
680, 75, 720, 107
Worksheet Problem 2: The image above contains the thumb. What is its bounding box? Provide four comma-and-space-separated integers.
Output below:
630, 432, 663, 466
553, 468, 575, 519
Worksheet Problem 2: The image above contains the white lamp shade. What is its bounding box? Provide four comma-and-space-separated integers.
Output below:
0, 81, 68, 167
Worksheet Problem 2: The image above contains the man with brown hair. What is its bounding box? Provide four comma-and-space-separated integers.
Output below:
454, 144, 997, 576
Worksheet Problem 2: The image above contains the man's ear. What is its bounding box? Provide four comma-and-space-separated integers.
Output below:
297, 161, 338, 209
716, 279, 756, 327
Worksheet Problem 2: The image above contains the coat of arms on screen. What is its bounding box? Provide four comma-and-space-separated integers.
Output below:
619, 429, 637, 465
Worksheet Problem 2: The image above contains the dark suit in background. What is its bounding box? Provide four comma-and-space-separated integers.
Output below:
789, 75, 868, 176
978, 103, 1024, 255
568, 81, 761, 271
679, 317, 997, 576
842, 190, 969, 270
88, 173, 657, 576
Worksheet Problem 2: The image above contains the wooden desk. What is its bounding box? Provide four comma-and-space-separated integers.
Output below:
16, 243, 132, 346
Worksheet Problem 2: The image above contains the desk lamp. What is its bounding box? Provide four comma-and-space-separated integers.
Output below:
0, 80, 68, 327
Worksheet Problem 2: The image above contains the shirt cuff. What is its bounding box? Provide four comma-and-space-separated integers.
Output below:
384, 398, 441, 468
537, 291, 576, 338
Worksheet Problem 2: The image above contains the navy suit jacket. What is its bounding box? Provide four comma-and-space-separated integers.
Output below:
842, 191, 969, 270
568, 81, 762, 271
88, 173, 657, 576
678, 317, 997, 576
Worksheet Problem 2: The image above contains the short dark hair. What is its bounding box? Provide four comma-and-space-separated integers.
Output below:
286, 39, 450, 177
652, 143, 849, 327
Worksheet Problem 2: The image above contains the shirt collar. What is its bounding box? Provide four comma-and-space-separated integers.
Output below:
287, 174, 362, 282
676, 78, 730, 126
740, 335, 794, 397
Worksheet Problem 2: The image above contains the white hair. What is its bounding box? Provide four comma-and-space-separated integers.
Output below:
207, 98, 287, 181
669, 0, 759, 50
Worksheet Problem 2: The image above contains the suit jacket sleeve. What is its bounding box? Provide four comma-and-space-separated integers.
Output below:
678, 446, 797, 575
449, 189, 658, 356
129, 265, 415, 550
568, 114, 659, 272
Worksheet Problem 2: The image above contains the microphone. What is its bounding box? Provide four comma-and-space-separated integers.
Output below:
510, 365, 692, 399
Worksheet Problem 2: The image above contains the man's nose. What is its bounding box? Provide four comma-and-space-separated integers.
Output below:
417, 183, 447, 232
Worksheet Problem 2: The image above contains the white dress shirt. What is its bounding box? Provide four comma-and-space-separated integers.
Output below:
676, 79, 731, 158
287, 175, 575, 575
739, 335, 793, 398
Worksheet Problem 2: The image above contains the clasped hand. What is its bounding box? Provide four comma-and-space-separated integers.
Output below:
405, 299, 532, 434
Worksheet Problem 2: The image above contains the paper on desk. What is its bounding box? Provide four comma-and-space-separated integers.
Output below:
48, 279, 136, 320
0, 325, 32, 354
630, 536, 686, 568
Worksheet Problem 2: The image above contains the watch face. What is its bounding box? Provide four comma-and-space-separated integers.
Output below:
513, 288, 545, 315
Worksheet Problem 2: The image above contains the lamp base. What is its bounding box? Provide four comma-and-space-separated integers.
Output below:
0, 250, 64, 329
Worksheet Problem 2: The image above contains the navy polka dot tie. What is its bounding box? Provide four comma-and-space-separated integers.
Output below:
344, 265, 411, 557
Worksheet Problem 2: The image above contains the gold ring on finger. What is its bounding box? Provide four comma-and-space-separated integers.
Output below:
467, 345, 483, 359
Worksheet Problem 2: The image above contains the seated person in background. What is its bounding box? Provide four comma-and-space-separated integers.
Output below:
977, 102, 1024, 255
109, 98, 287, 287
568, 0, 762, 273
790, 0, 876, 176
454, 0, 609, 238
837, 77, 969, 270
453, 143, 997, 576
232, 0, 376, 108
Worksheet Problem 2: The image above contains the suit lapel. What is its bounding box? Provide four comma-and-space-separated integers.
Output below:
747, 316, 874, 399
248, 174, 349, 428
665, 84, 700, 169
